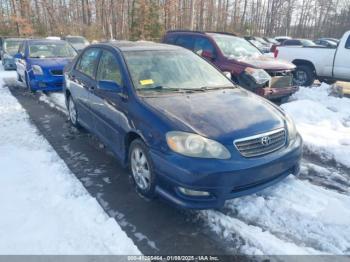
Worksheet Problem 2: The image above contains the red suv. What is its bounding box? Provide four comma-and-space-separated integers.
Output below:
163, 31, 298, 102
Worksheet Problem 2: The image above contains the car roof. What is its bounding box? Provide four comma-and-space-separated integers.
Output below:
26, 39, 68, 44
166, 30, 238, 38
94, 40, 183, 52
66, 36, 86, 38
4, 38, 24, 41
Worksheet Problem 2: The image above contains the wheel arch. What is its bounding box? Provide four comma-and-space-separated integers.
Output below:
124, 131, 147, 165
292, 59, 317, 74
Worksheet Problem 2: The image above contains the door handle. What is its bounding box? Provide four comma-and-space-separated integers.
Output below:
89, 86, 95, 91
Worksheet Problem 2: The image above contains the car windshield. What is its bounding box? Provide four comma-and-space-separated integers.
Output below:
3, 39, 23, 55
211, 34, 261, 59
255, 37, 268, 44
67, 37, 87, 44
300, 39, 316, 46
29, 42, 77, 58
265, 37, 278, 44
250, 40, 264, 48
123, 49, 234, 94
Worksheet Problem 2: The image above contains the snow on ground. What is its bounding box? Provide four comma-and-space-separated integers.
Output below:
0, 70, 140, 254
282, 83, 350, 168
201, 174, 350, 255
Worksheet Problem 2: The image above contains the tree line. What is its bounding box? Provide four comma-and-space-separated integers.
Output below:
1, 0, 349, 41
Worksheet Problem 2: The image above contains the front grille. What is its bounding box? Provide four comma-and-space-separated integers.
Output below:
234, 128, 286, 158
50, 69, 63, 76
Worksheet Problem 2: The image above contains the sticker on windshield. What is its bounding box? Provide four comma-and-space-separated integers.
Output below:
140, 79, 154, 85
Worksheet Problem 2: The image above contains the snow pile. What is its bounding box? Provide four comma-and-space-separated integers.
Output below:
282, 83, 350, 168
39, 92, 67, 115
0, 80, 140, 254
202, 176, 350, 255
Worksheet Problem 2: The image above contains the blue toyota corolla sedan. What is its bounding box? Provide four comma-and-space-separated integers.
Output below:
63, 41, 303, 209
15, 39, 77, 92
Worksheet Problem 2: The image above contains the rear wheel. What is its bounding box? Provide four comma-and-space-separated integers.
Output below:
293, 65, 315, 86
129, 139, 156, 198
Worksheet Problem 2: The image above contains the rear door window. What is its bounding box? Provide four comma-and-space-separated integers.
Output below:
193, 37, 216, 56
175, 35, 194, 50
76, 48, 101, 78
164, 34, 177, 44
284, 40, 301, 46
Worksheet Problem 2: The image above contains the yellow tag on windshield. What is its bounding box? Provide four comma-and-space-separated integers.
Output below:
140, 79, 154, 85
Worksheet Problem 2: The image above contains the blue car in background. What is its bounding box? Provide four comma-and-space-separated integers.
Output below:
15, 39, 77, 92
1, 38, 24, 70
64, 42, 303, 209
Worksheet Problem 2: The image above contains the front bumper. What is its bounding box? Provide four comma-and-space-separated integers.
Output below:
263, 86, 299, 100
29, 74, 64, 91
150, 135, 303, 209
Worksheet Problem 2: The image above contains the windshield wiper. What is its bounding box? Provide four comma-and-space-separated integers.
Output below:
198, 85, 236, 90
138, 85, 235, 94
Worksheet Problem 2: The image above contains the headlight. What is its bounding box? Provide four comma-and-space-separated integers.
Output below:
245, 67, 271, 85
166, 131, 231, 159
285, 114, 297, 141
32, 65, 44, 75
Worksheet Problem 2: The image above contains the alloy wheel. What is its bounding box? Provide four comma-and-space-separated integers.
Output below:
131, 147, 151, 190
68, 97, 77, 125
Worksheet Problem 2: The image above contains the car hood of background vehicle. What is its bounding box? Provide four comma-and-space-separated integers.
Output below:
71, 43, 87, 51
235, 55, 295, 71
28, 58, 73, 68
142, 88, 285, 142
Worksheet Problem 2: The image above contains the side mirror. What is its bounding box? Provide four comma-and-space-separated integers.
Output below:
98, 80, 122, 93
14, 53, 23, 59
201, 50, 215, 60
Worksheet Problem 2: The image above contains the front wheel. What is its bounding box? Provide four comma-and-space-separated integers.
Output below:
129, 139, 156, 198
67, 95, 80, 127
293, 65, 315, 87
25, 72, 35, 93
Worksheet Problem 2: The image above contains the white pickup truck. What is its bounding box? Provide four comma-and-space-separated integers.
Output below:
275, 31, 350, 86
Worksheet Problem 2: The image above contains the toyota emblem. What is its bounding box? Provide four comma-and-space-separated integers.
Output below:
261, 136, 271, 146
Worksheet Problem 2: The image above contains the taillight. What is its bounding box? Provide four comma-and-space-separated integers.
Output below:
274, 48, 279, 58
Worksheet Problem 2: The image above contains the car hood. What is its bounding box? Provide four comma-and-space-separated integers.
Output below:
235, 55, 296, 71
142, 88, 285, 142
28, 58, 73, 68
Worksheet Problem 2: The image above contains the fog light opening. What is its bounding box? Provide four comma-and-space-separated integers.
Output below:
178, 187, 210, 197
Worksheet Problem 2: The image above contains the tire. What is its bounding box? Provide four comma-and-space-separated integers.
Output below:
17, 72, 22, 82
67, 95, 80, 128
25, 73, 35, 93
293, 65, 315, 86
129, 139, 156, 199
